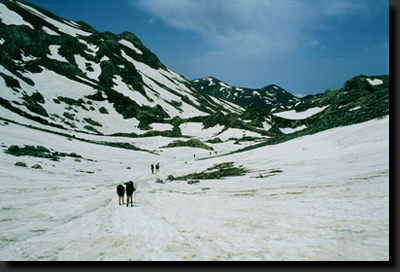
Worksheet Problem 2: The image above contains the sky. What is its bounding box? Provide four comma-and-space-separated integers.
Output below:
26, 0, 389, 96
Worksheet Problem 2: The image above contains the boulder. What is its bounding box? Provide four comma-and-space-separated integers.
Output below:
156, 178, 164, 184
15, 161, 27, 167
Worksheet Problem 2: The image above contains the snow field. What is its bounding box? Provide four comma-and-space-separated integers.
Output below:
273, 105, 330, 120
0, 116, 389, 260
179, 122, 222, 140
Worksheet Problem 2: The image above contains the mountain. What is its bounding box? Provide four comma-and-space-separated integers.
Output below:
0, 0, 389, 151
248, 74, 390, 149
191, 76, 301, 112
0, 0, 243, 136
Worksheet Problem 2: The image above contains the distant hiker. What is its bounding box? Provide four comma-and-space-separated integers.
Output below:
116, 184, 125, 205
151, 164, 154, 174
194, 154, 196, 159
125, 181, 136, 207
155, 163, 159, 172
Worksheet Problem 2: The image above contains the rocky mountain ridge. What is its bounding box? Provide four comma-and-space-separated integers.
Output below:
191, 76, 301, 112
0, 0, 243, 136
0, 0, 389, 153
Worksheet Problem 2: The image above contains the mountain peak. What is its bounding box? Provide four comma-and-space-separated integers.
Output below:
0, 0, 244, 136
191, 77, 299, 112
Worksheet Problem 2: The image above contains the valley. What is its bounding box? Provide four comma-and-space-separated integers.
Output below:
0, 0, 389, 261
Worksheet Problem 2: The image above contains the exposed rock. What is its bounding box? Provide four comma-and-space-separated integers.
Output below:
162, 139, 214, 151
15, 161, 27, 167
167, 175, 174, 181
156, 178, 164, 184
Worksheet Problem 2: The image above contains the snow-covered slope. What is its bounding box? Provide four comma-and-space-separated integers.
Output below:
0, 1, 390, 260
0, 0, 244, 136
0, 0, 389, 146
0, 115, 389, 260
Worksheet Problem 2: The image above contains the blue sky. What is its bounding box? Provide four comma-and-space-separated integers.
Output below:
27, 0, 389, 96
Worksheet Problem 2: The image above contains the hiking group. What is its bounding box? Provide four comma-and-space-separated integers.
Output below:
151, 163, 160, 174
116, 163, 161, 206
116, 181, 136, 207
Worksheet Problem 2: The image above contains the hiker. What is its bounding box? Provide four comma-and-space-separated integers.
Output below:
151, 164, 154, 174
116, 184, 125, 205
125, 181, 136, 207
155, 163, 159, 172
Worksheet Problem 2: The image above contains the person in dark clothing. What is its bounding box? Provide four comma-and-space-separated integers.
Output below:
155, 163, 159, 172
151, 164, 154, 174
125, 181, 136, 207
116, 184, 125, 205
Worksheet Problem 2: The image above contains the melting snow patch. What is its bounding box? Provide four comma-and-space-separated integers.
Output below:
366, 78, 383, 86
281, 125, 307, 134
78, 39, 98, 56
47, 45, 68, 62
206, 78, 216, 86
273, 105, 329, 120
0, 3, 34, 29
349, 106, 361, 112
100, 56, 110, 62
42, 26, 59, 35
21, 53, 37, 62
262, 121, 272, 131
118, 39, 143, 55
220, 82, 231, 89
151, 123, 173, 131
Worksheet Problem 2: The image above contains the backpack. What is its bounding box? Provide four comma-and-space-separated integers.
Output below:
116, 184, 124, 195
125, 181, 135, 195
